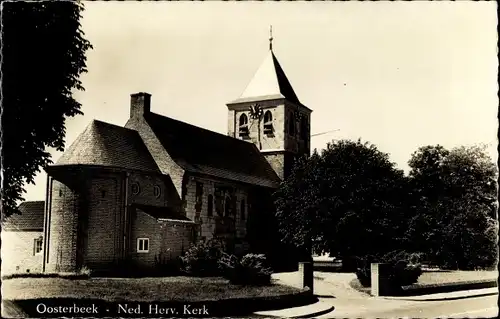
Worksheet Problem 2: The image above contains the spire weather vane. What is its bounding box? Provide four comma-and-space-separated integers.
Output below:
269, 25, 273, 51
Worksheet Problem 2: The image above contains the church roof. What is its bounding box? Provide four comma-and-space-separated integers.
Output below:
229, 50, 302, 106
144, 112, 281, 188
54, 120, 160, 173
132, 204, 194, 223
3, 201, 45, 231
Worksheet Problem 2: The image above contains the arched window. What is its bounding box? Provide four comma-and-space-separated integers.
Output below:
207, 194, 213, 217
263, 111, 273, 134
239, 113, 249, 137
288, 112, 296, 136
131, 182, 140, 196
300, 116, 308, 140
239, 113, 248, 126
225, 196, 232, 217
153, 185, 161, 199
240, 199, 246, 220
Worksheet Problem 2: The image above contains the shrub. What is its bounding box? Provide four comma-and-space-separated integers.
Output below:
355, 251, 423, 288
180, 239, 224, 276
219, 253, 273, 286
78, 266, 92, 277
156, 256, 183, 276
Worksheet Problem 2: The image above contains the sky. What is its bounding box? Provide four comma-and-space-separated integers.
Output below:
23, 1, 498, 201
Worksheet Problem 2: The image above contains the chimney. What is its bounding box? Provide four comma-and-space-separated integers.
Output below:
130, 92, 151, 118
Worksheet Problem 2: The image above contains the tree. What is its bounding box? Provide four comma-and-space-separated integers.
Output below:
406, 145, 450, 257
1, 1, 92, 216
274, 139, 410, 266
407, 144, 498, 269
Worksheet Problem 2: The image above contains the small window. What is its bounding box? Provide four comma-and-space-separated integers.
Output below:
59, 189, 63, 197
182, 182, 187, 201
137, 238, 149, 253
239, 114, 249, 137
153, 185, 161, 199
300, 116, 308, 140
33, 237, 43, 255
207, 194, 213, 217
101, 190, 106, 198
131, 182, 140, 195
215, 190, 223, 217
240, 199, 246, 220
224, 196, 232, 217
288, 112, 296, 136
264, 111, 273, 134
195, 182, 203, 212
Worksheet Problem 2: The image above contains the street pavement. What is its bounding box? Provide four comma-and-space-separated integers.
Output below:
318, 294, 498, 318
267, 271, 499, 318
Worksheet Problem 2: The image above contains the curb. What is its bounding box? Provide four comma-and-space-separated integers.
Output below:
293, 305, 335, 319
381, 289, 498, 302
253, 301, 335, 319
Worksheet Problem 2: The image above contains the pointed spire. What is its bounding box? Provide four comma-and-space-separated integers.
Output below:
269, 25, 273, 51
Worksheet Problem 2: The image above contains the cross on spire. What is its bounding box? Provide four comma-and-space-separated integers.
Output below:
269, 25, 273, 51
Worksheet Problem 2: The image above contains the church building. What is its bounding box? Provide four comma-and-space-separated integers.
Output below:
3, 38, 312, 274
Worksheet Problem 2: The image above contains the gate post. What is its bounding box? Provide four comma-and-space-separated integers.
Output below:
299, 262, 314, 293
371, 263, 392, 296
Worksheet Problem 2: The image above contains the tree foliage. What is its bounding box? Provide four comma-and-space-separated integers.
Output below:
274, 139, 410, 261
407, 144, 498, 269
1, 1, 92, 216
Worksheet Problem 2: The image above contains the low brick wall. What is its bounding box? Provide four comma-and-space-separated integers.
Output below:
400, 279, 498, 296
370, 262, 498, 297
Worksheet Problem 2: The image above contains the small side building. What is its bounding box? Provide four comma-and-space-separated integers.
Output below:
1, 201, 45, 274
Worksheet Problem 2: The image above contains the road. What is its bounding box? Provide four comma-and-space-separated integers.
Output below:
272, 271, 498, 318
317, 294, 498, 318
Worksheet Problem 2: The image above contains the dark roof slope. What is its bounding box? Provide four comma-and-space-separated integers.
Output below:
54, 120, 160, 173
144, 113, 281, 188
133, 204, 193, 223
271, 52, 301, 105
3, 201, 45, 231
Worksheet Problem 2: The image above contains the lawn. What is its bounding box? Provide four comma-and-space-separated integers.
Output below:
2, 276, 301, 302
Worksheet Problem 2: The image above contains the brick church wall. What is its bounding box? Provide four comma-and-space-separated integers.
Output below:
128, 172, 170, 208
85, 175, 123, 270
183, 175, 249, 247
158, 220, 194, 262
129, 209, 162, 268
45, 179, 81, 272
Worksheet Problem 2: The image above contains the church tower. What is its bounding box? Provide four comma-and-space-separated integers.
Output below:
227, 27, 312, 181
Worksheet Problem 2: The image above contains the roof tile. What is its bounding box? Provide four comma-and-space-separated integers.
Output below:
144, 113, 280, 188
54, 120, 160, 173
3, 201, 45, 231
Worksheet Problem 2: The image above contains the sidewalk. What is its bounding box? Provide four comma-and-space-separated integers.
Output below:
253, 300, 334, 318
382, 287, 499, 301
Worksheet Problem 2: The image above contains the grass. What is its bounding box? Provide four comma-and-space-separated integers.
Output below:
2, 276, 301, 302
2, 272, 90, 280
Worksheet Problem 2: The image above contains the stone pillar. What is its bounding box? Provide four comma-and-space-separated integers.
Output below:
371, 263, 392, 296
299, 262, 314, 293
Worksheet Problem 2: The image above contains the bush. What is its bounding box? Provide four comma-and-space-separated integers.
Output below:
355, 251, 423, 288
180, 239, 225, 277
219, 253, 273, 286
156, 257, 183, 276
